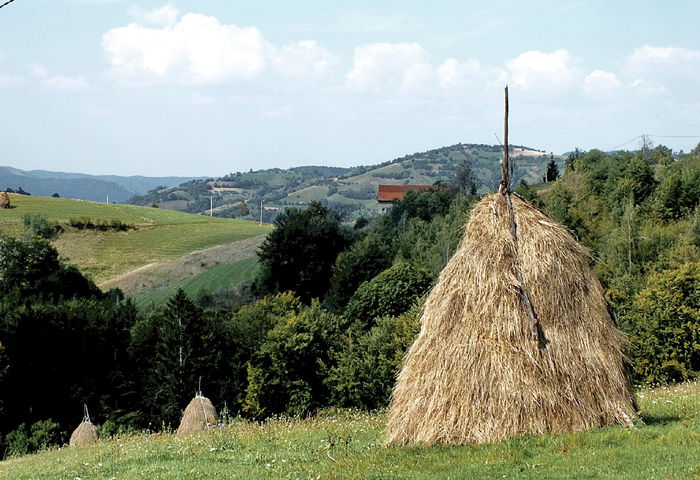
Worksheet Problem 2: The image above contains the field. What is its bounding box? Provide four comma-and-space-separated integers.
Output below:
1, 382, 698, 479
0, 194, 271, 285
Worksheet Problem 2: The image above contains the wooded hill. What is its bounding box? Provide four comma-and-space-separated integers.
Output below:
128, 143, 564, 220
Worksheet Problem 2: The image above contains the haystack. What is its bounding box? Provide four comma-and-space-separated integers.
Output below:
69, 406, 98, 447
0, 192, 9, 209
385, 193, 637, 445
176, 394, 218, 436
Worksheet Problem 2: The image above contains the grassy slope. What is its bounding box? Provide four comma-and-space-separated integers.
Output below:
134, 256, 259, 309
0, 194, 271, 283
2, 383, 698, 479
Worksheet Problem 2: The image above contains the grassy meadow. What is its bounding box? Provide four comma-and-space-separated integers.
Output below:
0, 194, 271, 283
1, 382, 698, 479
135, 256, 260, 309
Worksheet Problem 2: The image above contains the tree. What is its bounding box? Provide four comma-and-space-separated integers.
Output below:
238, 200, 250, 217
344, 262, 431, 329
325, 233, 393, 312
452, 160, 480, 195
627, 262, 700, 383
243, 302, 346, 419
545, 156, 559, 182
256, 202, 350, 302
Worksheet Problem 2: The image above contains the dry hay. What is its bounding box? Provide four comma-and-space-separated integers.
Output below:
385, 193, 636, 446
176, 394, 218, 436
0, 192, 9, 209
69, 421, 98, 447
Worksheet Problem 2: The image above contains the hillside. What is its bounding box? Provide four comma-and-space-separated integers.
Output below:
0, 382, 698, 479
128, 144, 564, 221
0, 194, 271, 299
0, 166, 203, 202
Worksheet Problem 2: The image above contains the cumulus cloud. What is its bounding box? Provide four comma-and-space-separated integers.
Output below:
505, 49, 580, 93
345, 42, 433, 95
583, 70, 621, 94
103, 13, 269, 85
127, 4, 179, 26
44, 75, 93, 92
435, 58, 492, 90
270, 41, 338, 80
625, 45, 700, 73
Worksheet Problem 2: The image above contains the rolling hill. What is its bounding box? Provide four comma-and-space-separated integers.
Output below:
128, 143, 564, 221
0, 166, 204, 202
0, 194, 271, 306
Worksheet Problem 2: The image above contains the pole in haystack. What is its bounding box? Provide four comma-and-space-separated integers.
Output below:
385, 87, 636, 446
69, 404, 98, 447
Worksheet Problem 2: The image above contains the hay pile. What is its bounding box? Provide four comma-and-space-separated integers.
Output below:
0, 192, 9, 209
385, 193, 636, 446
176, 394, 218, 436
69, 407, 98, 447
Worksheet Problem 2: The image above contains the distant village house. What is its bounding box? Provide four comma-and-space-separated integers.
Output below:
376, 184, 435, 212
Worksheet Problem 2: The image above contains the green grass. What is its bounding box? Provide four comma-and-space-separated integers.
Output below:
0, 194, 271, 282
2, 383, 699, 479
135, 256, 260, 309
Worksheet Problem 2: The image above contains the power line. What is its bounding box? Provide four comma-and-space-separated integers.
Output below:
0, 0, 17, 10
606, 135, 642, 152
605, 133, 700, 152
646, 134, 700, 139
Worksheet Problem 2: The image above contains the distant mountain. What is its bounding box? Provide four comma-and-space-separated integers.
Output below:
128, 144, 564, 221
0, 166, 205, 202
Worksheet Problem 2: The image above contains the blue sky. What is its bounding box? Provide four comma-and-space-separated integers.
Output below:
1, 0, 698, 176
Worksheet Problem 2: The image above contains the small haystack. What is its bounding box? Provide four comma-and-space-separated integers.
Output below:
176, 393, 218, 436
385, 194, 637, 445
385, 87, 636, 446
0, 192, 10, 209
69, 405, 98, 447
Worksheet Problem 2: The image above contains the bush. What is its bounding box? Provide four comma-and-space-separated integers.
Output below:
242, 302, 347, 419
22, 214, 63, 240
344, 262, 431, 329
4, 419, 62, 457
627, 262, 700, 383
327, 309, 419, 409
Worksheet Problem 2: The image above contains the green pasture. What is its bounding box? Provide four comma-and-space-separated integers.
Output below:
1, 383, 698, 479
135, 256, 260, 310
0, 194, 271, 282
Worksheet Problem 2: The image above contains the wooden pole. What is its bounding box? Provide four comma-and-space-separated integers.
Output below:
501, 86, 510, 194
500, 86, 544, 349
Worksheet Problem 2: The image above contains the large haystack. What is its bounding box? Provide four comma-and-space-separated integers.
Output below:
385, 193, 636, 446
0, 192, 9, 209
176, 394, 218, 436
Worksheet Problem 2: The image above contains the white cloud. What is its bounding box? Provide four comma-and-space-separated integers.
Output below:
270, 41, 338, 80
505, 49, 579, 93
102, 13, 268, 85
625, 45, 700, 73
44, 75, 93, 92
583, 70, 621, 93
435, 58, 488, 90
629, 78, 668, 96
128, 4, 179, 26
345, 42, 431, 94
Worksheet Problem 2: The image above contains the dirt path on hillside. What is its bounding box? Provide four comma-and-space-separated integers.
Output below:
98, 235, 266, 296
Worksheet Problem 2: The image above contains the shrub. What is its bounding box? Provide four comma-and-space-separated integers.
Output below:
627, 262, 700, 383
327, 309, 419, 409
22, 214, 63, 240
344, 262, 431, 329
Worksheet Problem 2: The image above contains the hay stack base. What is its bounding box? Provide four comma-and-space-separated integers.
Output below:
69, 421, 98, 447
177, 395, 218, 436
385, 194, 636, 446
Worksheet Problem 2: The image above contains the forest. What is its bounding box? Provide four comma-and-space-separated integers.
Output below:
0, 144, 698, 457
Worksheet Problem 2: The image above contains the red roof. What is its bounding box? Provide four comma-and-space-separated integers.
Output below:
376, 184, 435, 202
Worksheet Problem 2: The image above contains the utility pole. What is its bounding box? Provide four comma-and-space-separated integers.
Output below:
260, 201, 263, 225
210, 196, 213, 217
106, 194, 109, 204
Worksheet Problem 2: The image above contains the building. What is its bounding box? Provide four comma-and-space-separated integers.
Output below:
376, 184, 436, 212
